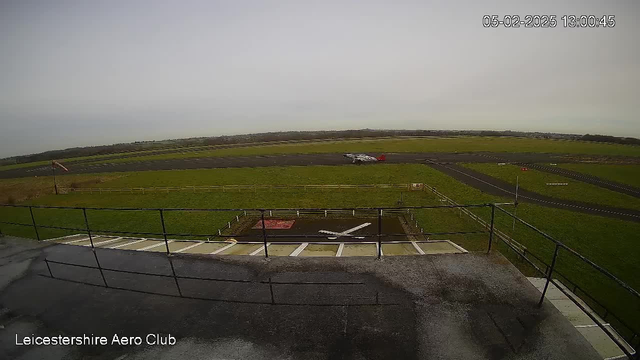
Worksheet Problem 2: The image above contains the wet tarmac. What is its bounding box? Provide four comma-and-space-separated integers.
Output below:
0, 236, 603, 359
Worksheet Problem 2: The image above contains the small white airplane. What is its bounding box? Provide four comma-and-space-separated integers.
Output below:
318, 223, 371, 240
343, 153, 386, 164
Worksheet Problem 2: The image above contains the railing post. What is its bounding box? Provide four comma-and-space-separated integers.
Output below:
487, 204, 495, 254
28, 206, 40, 241
45, 259, 53, 278
159, 209, 170, 255
82, 208, 94, 248
377, 208, 382, 259
261, 211, 269, 258
538, 244, 560, 307
168, 256, 182, 297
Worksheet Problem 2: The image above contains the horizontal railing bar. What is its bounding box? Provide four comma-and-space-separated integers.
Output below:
45, 259, 365, 285
0, 203, 493, 211
496, 205, 640, 300
39, 274, 399, 307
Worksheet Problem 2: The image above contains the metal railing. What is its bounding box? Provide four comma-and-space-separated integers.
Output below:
417, 185, 638, 359
1, 201, 637, 358
0, 203, 494, 260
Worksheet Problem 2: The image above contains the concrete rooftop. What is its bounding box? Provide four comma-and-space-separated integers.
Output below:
0, 236, 602, 360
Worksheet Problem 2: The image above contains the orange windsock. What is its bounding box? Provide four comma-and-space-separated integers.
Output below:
52, 160, 69, 172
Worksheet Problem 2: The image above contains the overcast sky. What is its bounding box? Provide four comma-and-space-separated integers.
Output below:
1, 0, 638, 157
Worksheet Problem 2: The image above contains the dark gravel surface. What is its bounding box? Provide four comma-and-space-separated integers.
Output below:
0, 236, 601, 360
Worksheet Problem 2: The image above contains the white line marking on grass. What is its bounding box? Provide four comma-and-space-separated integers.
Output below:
91, 237, 123, 247
110, 239, 146, 249
138, 240, 172, 251
412, 242, 425, 255
63, 237, 90, 244
336, 243, 344, 257
250, 243, 270, 256
210, 243, 236, 255
175, 242, 204, 253
290, 243, 308, 257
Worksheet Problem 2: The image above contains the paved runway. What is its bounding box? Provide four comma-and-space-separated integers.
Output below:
4, 152, 639, 222
426, 161, 640, 222
4, 151, 640, 179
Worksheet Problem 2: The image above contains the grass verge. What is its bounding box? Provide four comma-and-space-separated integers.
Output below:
462, 163, 640, 211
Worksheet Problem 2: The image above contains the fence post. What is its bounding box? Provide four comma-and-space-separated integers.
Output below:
159, 209, 170, 255
538, 244, 560, 307
45, 259, 53, 277
28, 206, 40, 241
377, 208, 382, 259
82, 208, 95, 248
487, 204, 496, 254
261, 211, 269, 258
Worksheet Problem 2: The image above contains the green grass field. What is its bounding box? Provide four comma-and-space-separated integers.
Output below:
1, 163, 638, 337
82, 136, 640, 165
2, 136, 632, 170
557, 163, 640, 188
462, 163, 640, 211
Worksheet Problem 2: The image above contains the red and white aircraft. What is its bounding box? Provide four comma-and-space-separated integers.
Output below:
343, 153, 386, 164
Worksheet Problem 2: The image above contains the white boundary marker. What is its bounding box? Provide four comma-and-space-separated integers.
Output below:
336, 243, 345, 257
376, 243, 384, 256
44, 233, 83, 242
90, 237, 123, 247
175, 242, 204, 253
110, 239, 146, 249
210, 243, 236, 255
290, 243, 308, 257
138, 240, 172, 251
411, 241, 426, 255
445, 240, 469, 253
63, 237, 90, 245
250, 243, 271, 256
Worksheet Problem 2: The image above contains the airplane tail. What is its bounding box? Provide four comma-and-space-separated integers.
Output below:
376, 154, 386, 161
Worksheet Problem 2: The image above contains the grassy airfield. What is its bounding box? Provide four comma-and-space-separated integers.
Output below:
1, 143, 639, 338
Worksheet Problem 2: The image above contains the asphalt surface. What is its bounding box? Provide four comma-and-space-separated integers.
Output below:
4, 152, 640, 179
426, 161, 640, 222
0, 236, 602, 360
3, 151, 639, 222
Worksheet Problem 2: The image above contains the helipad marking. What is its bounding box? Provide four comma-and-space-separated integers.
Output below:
411, 241, 425, 255
138, 241, 172, 251
110, 239, 146, 249
174, 242, 204, 253
290, 243, 308, 257
210, 243, 236, 255
250, 243, 271, 256
91, 237, 123, 247
318, 222, 371, 240
336, 243, 345, 257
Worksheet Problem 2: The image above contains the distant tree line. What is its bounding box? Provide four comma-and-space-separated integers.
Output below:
1, 129, 636, 165
579, 134, 640, 146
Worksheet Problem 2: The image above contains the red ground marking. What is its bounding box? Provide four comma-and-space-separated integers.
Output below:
252, 220, 296, 230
